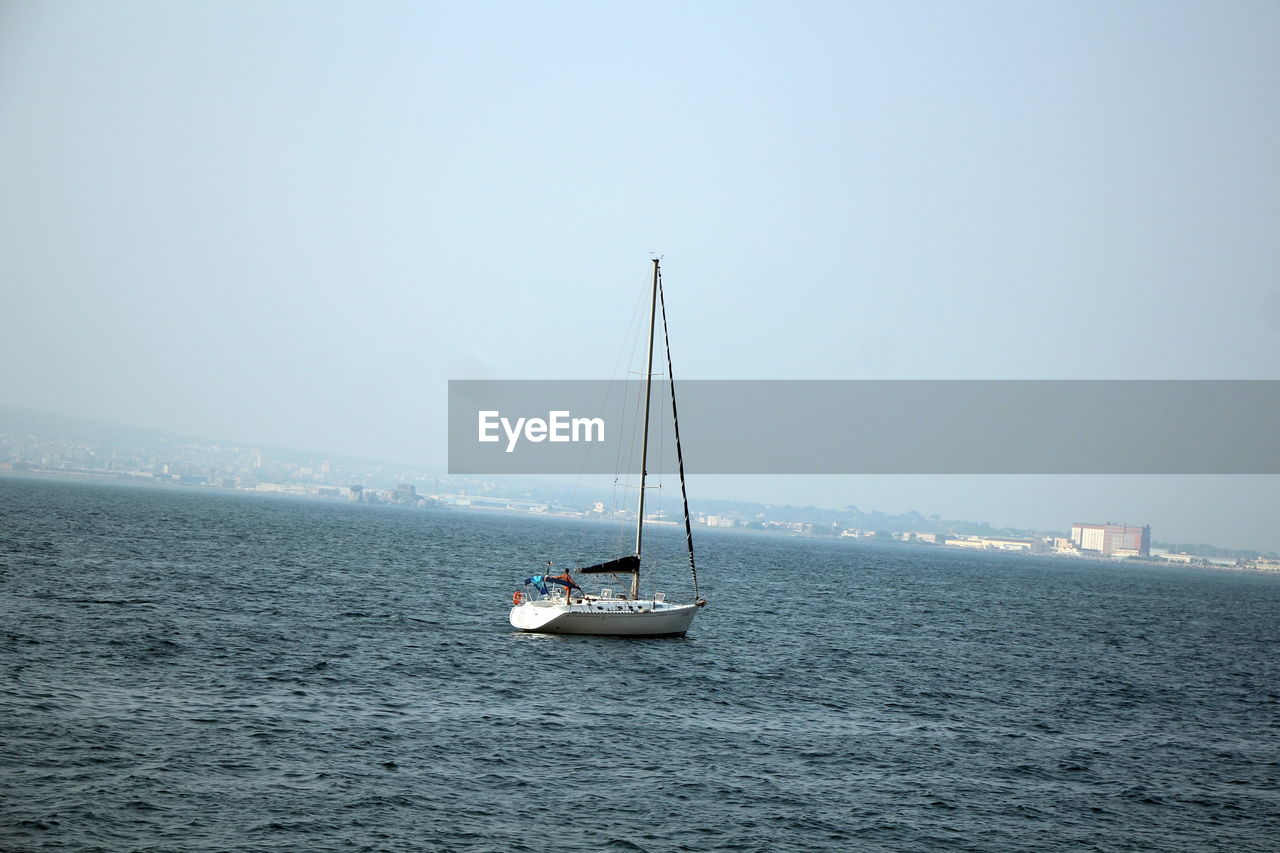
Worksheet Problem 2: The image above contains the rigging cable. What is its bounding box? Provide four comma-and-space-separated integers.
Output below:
656, 266, 704, 605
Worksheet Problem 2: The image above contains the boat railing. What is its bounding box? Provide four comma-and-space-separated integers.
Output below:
527, 587, 674, 606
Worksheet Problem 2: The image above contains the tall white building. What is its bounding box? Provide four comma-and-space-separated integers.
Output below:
1071, 522, 1151, 557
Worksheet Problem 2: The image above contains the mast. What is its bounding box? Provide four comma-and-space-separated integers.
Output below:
632, 258, 660, 599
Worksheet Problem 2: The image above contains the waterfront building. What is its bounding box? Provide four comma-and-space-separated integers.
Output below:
1070, 522, 1151, 557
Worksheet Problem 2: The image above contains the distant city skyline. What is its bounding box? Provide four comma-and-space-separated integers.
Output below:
2, 4, 1277, 551
4, 401, 1278, 556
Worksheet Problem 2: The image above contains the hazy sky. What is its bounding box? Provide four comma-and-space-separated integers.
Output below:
2, 2, 1278, 550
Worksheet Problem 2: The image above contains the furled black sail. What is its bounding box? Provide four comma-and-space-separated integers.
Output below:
657, 269, 703, 605
578, 555, 641, 575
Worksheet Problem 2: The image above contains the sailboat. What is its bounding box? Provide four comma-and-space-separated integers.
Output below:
508, 259, 707, 636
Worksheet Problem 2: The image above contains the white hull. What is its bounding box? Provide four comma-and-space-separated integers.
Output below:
509, 598, 699, 636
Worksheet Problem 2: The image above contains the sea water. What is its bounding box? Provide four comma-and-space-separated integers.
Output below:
2, 477, 1278, 851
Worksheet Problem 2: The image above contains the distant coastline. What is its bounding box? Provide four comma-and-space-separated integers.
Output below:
5, 466, 1278, 577
5, 401, 1277, 565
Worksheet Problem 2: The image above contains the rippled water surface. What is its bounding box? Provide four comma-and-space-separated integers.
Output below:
3, 477, 1279, 851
